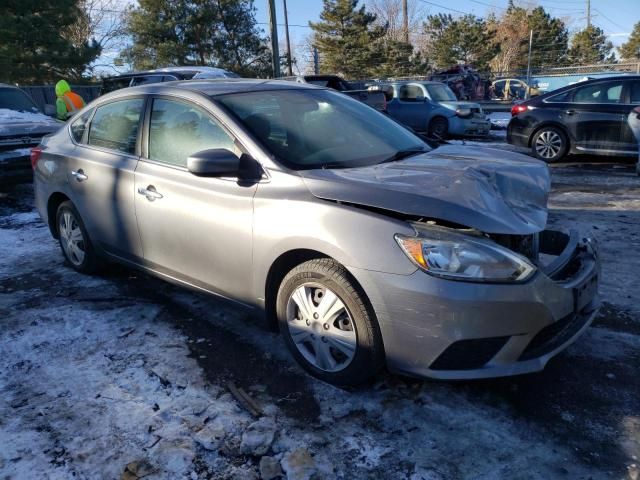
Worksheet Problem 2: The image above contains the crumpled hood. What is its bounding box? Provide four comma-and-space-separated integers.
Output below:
300, 145, 551, 235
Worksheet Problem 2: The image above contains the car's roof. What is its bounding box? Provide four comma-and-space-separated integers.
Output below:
0, 83, 20, 89
112, 78, 323, 97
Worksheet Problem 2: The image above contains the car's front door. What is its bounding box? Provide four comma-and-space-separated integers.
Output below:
387, 83, 433, 131
565, 80, 628, 153
67, 97, 145, 260
134, 97, 257, 299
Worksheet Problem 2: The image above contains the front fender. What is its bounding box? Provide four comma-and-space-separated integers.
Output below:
251, 172, 418, 301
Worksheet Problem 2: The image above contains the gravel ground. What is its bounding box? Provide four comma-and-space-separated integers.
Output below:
1, 148, 639, 480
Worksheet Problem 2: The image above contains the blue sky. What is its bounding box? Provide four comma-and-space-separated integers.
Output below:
254, 0, 640, 49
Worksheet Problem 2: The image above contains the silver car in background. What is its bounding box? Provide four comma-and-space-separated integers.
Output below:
33, 80, 600, 385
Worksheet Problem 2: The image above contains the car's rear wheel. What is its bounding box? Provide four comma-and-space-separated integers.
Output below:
427, 116, 448, 140
276, 258, 384, 385
56, 201, 101, 274
531, 126, 568, 162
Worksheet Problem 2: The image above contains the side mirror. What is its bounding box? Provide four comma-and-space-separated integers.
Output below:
44, 104, 56, 117
187, 149, 240, 177
415, 95, 426, 103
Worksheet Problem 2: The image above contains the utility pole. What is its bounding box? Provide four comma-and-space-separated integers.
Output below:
267, 0, 280, 78
313, 46, 319, 74
402, 0, 409, 44
283, 0, 293, 76
526, 29, 533, 99
586, 0, 591, 28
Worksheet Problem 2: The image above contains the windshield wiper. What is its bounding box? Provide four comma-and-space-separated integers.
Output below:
379, 147, 426, 164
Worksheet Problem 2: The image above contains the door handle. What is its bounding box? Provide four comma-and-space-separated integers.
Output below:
137, 186, 163, 201
565, 109, 576, 115
71, 170, 88, 182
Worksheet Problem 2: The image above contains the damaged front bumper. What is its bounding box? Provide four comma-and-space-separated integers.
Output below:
350, 229, 600, 380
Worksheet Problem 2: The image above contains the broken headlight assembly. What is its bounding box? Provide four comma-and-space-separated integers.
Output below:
395, 226, 536, 283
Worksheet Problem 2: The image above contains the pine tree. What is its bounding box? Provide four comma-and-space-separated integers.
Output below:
310, 0, 386, 79
422, 14, 497, 70
0, 0, 101, 84
568, 25, 615, 65
619, 21, 640, 61
526, 7, 568, 68
122, 0, 270, 77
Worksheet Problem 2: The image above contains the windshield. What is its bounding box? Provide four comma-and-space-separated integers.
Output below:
0, 88, 40, 113
426, 84, 457, 102
217, 89, 428, 170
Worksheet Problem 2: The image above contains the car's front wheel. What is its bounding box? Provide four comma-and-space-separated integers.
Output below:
276, 259, 384, 385
427, 116, 448, 140
56, 201, 101, 274
531, 126, 568, 162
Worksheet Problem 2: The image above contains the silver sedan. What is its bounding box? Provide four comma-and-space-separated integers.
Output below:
33, 80, 600, 385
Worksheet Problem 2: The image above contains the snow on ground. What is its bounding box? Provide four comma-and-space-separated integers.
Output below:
1, 153, 639, 479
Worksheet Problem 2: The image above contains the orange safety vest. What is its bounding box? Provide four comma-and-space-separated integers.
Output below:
62, 91, 85, 113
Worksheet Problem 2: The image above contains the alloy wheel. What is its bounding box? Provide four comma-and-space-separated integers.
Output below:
535, 130, 563, 159
58, 211, 86, 266
286, 283, 357, 372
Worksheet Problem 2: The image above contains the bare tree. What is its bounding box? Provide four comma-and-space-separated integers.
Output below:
64, 0, 127, 62
366, 0, 426, 45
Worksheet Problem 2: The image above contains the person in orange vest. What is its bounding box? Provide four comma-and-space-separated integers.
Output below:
55, 80, 85, 120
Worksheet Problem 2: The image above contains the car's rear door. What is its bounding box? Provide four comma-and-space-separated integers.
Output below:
134, 96, 256, 299
620, 79, 640, 152
565, 80, 627, 153
67, 97, 145, 260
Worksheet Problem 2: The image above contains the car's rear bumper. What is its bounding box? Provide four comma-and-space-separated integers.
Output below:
0, 151, 32, 185
350, 229, 600, 380
507, 119, 532, 148
449, 116, 491, 137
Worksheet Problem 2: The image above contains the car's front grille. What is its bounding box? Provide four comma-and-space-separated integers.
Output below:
430, 336, 510, 370
518, 311, 591, 361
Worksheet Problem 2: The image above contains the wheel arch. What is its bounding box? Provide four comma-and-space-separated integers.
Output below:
47, 192, 71, 238
263, 249, 377, 334
528, 122, 571, 149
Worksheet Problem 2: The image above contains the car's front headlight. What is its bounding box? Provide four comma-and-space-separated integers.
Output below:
395, 227, 536, 283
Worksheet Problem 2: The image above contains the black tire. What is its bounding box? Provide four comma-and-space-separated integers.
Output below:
276, 258, 384, 386
531, 126, 568, 163
427, 116, 448, 140
56, 201, 101, 274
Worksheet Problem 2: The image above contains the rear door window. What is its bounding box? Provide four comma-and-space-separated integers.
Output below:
88, 99, 144, 155
148, 99, 235, 168
130, 75, 164, 87
629, 81, 640, 104
101, 77, 132, 94
573, 82, 624, 104
398, 84, 424, 102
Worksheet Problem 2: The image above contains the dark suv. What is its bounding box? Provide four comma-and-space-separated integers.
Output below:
508, 75, 640, 162
100, 67, 239, 95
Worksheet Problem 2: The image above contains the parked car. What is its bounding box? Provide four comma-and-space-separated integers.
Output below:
508, 75, 640, 162
100, 66, 239, 95
33, 80, 600, 386
0, 84, 61, 184
491, 78, 539, 101
283, 74, 388, 112
382, 81, 490, 138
